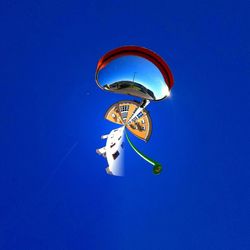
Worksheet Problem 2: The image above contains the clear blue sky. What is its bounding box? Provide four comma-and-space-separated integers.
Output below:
0, 0, 249, 249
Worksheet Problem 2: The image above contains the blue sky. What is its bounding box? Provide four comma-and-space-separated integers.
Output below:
0, 0, 249, 249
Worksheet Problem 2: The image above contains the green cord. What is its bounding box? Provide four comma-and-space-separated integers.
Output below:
125, 131, 162, 175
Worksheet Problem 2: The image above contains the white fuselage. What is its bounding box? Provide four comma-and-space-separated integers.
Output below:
97, 126, 125, 176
